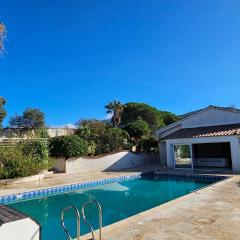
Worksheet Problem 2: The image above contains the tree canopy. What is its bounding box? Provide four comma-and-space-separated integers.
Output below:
121, 102, 180, 130
124, 117, 150, 139
9, 108, 45, 128
161, 111, 181, 126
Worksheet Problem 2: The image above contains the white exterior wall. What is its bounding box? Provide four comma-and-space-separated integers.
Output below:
159, 141, 167, 166
229, 137, 240, 172
54, 151, 158, 174
165, 136, 240, 172
0, 218, 40, 240
47, 128, 75, 137
182, 109, 240, 128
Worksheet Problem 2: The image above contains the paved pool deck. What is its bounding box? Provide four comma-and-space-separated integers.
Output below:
82, 173, 240, 240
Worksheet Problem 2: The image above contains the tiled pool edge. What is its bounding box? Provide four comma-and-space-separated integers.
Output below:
0, 173, 142, 204
0, 171, 228, 204
153, 171, 228, 182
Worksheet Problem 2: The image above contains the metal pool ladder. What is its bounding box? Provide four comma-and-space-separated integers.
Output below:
61, 205, 81, 240
60, 199, 102, 240
81, 199, 102, 240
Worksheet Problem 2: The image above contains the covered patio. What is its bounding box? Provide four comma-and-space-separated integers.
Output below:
160, 124, 240, 172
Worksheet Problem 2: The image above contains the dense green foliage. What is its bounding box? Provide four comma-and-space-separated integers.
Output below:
0, 140, 50, 179
161, 111, 180, 126
76, 120, 106, 142
76, 121, 131, 155
121, 102, 161, 129
74, 101, 178, 155
22, 140, 49, 164
0, 96, 6, 129
121, 102, 180, 130
140, 137, 159, 153
123, 117, 150, 139
76, 120, 108, 155
49, 135, 88, 159
9, 108, 45, 128
96, 128, 129, 154
34, 128, 49, 138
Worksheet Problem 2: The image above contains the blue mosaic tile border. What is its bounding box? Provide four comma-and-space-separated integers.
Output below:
0, 173, 142, 204
0, 171, 228, 204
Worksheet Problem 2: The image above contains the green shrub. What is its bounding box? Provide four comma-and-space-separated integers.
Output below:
0, 142, 50, 179
96, 127, 129, 154
34, 128, 49, 138
49, 135, 88, 159
122, 142, 133, 151
123, 117, 150, 140
87, 140, 97, 156
76, 119, 106, 143
22, 140, 49, 164
140, 137, 159, 153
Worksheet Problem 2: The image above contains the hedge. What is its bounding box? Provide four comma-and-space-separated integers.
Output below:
49, 135, 88, 159
0, 140, 50, 179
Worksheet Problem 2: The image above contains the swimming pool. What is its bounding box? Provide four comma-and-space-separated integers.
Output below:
8, 173, 222, 240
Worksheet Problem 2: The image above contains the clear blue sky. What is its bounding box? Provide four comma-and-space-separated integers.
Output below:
1, 0, 240, 126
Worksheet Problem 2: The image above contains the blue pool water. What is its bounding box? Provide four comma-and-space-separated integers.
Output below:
8, 175, 214, 240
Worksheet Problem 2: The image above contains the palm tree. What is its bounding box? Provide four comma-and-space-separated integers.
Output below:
105, 100, 125, 127
0, 22, 6, 55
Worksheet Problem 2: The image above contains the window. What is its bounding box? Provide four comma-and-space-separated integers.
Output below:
174, 144, 192, 168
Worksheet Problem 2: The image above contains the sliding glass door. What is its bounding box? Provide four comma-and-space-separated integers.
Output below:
174, 144, 192, 169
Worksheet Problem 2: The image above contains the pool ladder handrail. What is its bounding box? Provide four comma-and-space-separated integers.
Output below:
81, 199, 102, 240
61, 205, 81, 240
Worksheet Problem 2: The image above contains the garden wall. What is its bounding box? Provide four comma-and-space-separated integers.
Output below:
54, 151, 158, 174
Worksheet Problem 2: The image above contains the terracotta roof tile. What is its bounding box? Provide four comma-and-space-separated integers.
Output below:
162, 124, 240, 140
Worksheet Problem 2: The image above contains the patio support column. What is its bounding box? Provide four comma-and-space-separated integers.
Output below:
230, 137, 240, 172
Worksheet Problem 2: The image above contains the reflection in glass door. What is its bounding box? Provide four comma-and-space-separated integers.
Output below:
174, 144, 192, 169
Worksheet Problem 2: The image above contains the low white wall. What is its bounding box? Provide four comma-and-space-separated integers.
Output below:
0, 218, 40, 240
53, 158, 66, 172
54, 151, 158, 174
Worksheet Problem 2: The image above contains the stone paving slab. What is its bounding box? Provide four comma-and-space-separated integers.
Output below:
82, 175, 240, 240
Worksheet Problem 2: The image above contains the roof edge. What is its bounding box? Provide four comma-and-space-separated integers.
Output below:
155, 105, 240, 135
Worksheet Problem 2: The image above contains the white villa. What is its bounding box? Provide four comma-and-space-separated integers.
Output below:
156, 105, 240, 172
